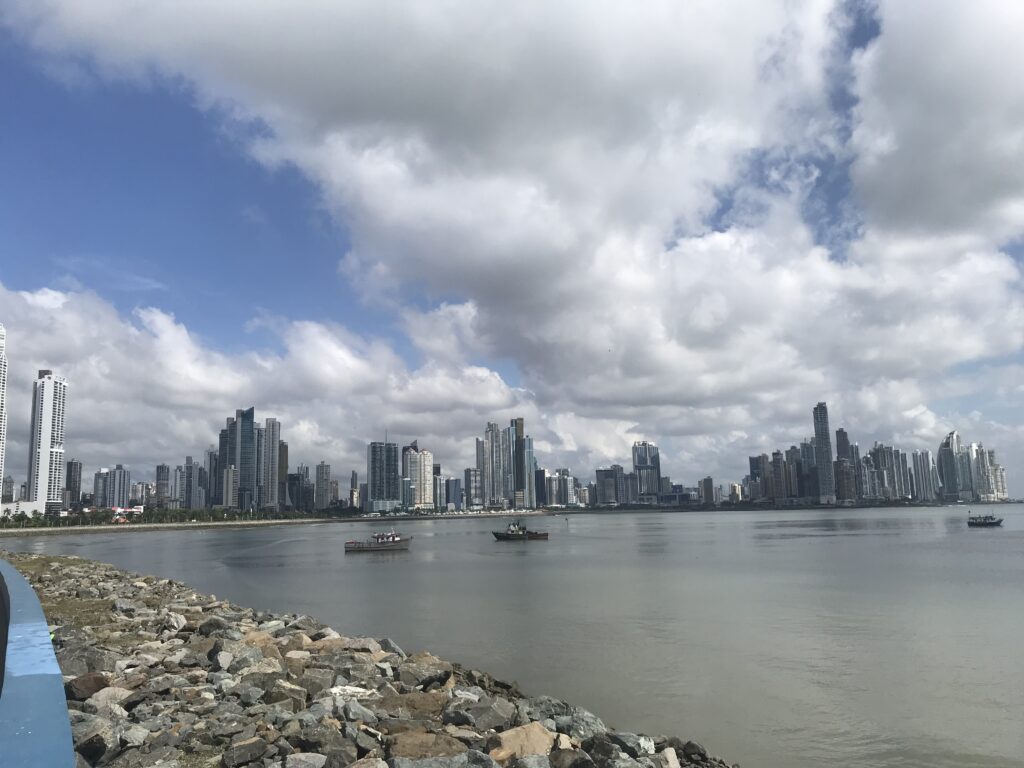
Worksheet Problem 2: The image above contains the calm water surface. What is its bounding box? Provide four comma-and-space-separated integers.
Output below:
6, 506, 1023, 768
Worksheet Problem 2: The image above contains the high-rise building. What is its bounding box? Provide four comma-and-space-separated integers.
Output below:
476, 437, 492, 508
512, 417, 526, 506
367, 441, 400, 511
632, 441, 661, 502
155, 463, 170, 508
700, 476, 715, 506
936, 430, 961, 501
350, 470, 358, 491
812, 402, 836, 504
0, 323, 7, 491
65, 458, 82, 505
108, 464, 131, 508
93, 468, 109, 507
27, 369, 68, 509
911, 450, 937, 501
464, 467, 482, 507
770, 451, 786, 500
595, 468, 617, 505
262, 418, 280, 511
523, 436, 536, 508
219, 407, 258, 510
835, 428, 851, 462
402, 443, 434, 509
446, 477, 462, 510
222, 465, 239, 509
315, 461, 332, 510
1, 475, 13, 504
278, 441, 289, 509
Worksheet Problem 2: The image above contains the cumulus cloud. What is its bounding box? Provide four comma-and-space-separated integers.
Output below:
1, 1, 1022, 491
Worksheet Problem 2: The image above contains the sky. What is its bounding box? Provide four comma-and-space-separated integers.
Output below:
1, 0, 1022, 495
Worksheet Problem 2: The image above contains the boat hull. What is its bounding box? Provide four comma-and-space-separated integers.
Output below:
344, 539, 411, 552
967, 519, 1003, 527
492, 531, 548, 541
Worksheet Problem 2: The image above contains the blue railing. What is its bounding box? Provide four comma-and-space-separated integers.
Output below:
0, 559, 76, 766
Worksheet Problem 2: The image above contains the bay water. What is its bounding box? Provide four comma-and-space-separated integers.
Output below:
6, 505, 1023, 768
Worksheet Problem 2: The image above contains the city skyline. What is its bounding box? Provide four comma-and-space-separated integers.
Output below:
2, 3, 1023, 498
0, 324, 1011, 510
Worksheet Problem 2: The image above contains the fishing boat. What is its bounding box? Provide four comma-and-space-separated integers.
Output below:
967, 512, 1003, 528
492, 519, 549, 541
344, 529, 412, 552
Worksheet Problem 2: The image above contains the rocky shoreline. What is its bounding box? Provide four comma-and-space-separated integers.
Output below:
4, 551, 738, 768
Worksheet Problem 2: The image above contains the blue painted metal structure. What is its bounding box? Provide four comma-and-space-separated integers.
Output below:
0, 558, 76, 766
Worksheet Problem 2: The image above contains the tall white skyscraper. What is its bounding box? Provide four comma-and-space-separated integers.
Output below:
27, 369, 68, 508
0, 323, 7, 491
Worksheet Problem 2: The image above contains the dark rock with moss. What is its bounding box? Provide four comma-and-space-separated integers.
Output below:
3, 551, 740, 768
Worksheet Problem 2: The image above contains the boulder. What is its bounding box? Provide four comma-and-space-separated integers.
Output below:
388, 750, 500, 768
265, 679, 308, 712
286, 755, 330, 768
88, 686, 134, 709
299, 668, 337, 699
66, 671, 111, 701
397, 653, 453, 688
549, 750, 597, 768
488, 722, 557, 763
388, 731, 469, 760
607, 734, 655, 759
222, 735, 268, 766
344, 699, 380, 725
647, 748, 680, 768
510, 757, 551, 768
163, 612, 188, 632
72, 712, 121, 765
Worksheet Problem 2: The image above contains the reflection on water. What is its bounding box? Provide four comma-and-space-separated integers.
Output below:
5, 505, 1023, 768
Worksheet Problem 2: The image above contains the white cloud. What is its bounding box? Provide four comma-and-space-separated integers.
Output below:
1, 1, 1022, 493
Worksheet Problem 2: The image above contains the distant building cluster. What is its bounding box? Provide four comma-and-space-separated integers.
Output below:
0, 320, 1013, 518
737, 403, 1010, 507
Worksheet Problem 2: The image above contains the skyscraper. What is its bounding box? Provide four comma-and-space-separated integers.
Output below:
367, 440, 400, 511
0, 323, 7, 492
263, 417, 281, 511
937, 431, 961, 501
27, 369, 68, 509
315, 461, 332, 510
812, 402, 836, 504
834, 428, 851, 462
511, 417, 525, 500
464, 467, 482, 507
155, 463, 170, 508
402, 443, 434, 509
93, 468, 109, 507
632, 441, 661, 502
108, 464, 132, 508
65, 458, 82, 505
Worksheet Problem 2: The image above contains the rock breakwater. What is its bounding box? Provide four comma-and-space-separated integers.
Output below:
4, 552, 738, 768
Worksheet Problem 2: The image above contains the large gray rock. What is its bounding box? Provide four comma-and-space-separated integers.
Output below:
444, 696, 517, 733
222, 735, 268, 766
549, 750, 597, 768
608, 734, 655, 759
344, 698, 380, 725
72, 712, 122, 765
294, 725, 359, 767
511, 757, 551, 768
286, 755, 329, 768
524, 697, 606, 742
388, 750, 499, 768
397, 653, 453, 688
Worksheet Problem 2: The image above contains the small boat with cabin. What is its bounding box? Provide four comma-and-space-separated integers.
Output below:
344, 529, 412, 552
967, 512, 1003, 528
492, 519, 549, 541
